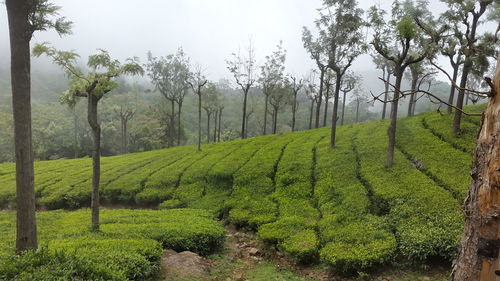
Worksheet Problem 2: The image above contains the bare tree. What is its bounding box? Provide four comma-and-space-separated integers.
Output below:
226, 40, 257, 139
259, 41, 286, 135
289, 75, 303, 132
340, 72, 357, 126
188, 67, 207, 151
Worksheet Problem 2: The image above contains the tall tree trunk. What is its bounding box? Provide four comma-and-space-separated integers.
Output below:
263, 94, 269, 135
465, 92, 470, 106
206, 111, 211, 144
170, 99, 175, 147
323, 83, 331, 127
330, 74, 342, 148
213, 110, 218, 143
7, 0, 38, 252
386, 70, 403, 168
74, 113, 78, 158
453, 12, 481, 133
177, 102, 182, 146
309, 99, 314, 130
292, 92, 297, 132
447, 64, 459, 114
88, 94, 101, 231
408, 75, 418, 117
241, 89, 248, 139
315, 70, 325, 128
382, 70, 391, 120
218, 109, 222, 142
355, 99, 360, 123
198, 93, 202, 151
451, 55, 499, 281
341, 90, 347, 126
273, 108, 278, 134
123, 119, 128, 154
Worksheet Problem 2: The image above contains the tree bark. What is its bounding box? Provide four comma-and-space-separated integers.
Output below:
355, 99, 360, 123
273, 107, 278, 134
198, 93, 202, 151
382, 70, 391, 120
315, 69, 325, 128
330, 74, 342, 148
447, 64, 459, 114
217, 109, 222, 142
87, 93, 101, 231
241, 89, 249, 139
341, 89, 347, 126
213, 110, 218, 142
292, 92, 297, 132
408, 74, 418, 117
263, 94, 269, 135
386, 70, 403, 168
451, 55, 500, 281
170, 99, 175, 147
177, 102, 182, 146
323, 82, 331, 127
7, 0, 38, 252
309, 99, 314, 130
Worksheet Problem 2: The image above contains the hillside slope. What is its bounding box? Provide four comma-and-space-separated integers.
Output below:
0, 106, 484, 272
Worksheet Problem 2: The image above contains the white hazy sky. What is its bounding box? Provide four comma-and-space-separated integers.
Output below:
0, 0, 492, 82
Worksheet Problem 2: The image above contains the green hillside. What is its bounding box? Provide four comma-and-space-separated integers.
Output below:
0, 106, 484, 278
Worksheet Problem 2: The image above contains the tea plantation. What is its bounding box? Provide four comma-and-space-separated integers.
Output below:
0, 107, 483, 279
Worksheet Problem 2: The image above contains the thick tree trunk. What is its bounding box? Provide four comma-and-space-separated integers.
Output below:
341, 90, 347, 126
263, 94, 269, 135
447, 64, 459, 114
241, 89, 248, 139
7, 0, 38, 252
88, 94, 101, 231
330, 74, 342, 148
382, 71, 391, 120
292, 92, 297, 132
451, 55, 500, 281
386, 71, 403, 168
315, 70, 325, 128
309, 99, 314, 130
198, 94, 202, 151
323, 83, 331, 127
177, 102, 182, 146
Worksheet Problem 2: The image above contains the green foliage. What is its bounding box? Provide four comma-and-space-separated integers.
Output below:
397, 16, 417, 39
0, 208, 224, 280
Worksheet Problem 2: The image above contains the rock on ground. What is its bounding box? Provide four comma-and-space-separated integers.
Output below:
161, 250, 210, 280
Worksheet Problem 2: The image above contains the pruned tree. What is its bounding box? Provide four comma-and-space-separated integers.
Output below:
188, 66, 208, 151
370, 0, 437, 167
340, 72, 358, 126
289, 74, 303, 132
7, 0, 72, 252
226, 40, 257, 139
316, 0, 367, 147
33, 45, 143, 231
259, 41, 286, 135
302, 27, 328, 129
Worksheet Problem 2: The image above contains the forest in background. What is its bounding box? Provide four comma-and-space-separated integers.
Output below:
0, 59, 455, 162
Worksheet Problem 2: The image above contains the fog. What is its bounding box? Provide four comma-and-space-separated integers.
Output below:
0, 0, 491, 82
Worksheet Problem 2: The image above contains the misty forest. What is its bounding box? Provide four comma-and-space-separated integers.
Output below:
1, 0, 499, 280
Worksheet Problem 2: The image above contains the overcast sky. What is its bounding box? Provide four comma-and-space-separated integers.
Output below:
0, 0, 493, 83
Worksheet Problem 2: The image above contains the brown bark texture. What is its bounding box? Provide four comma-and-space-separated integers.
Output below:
452, 56, 500, 281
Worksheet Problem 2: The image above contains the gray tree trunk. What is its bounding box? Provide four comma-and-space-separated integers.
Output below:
241, 89, 249, 139
382, 70, 391, 120
386, 70, 403, 168
7, 0, 38, 252
263, 94, 269, 135
87, 93, 101, 231
198, 93, 202, 151
447, 64, 459, 114
330, 74, 342, 148
315, 69, 325, 128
